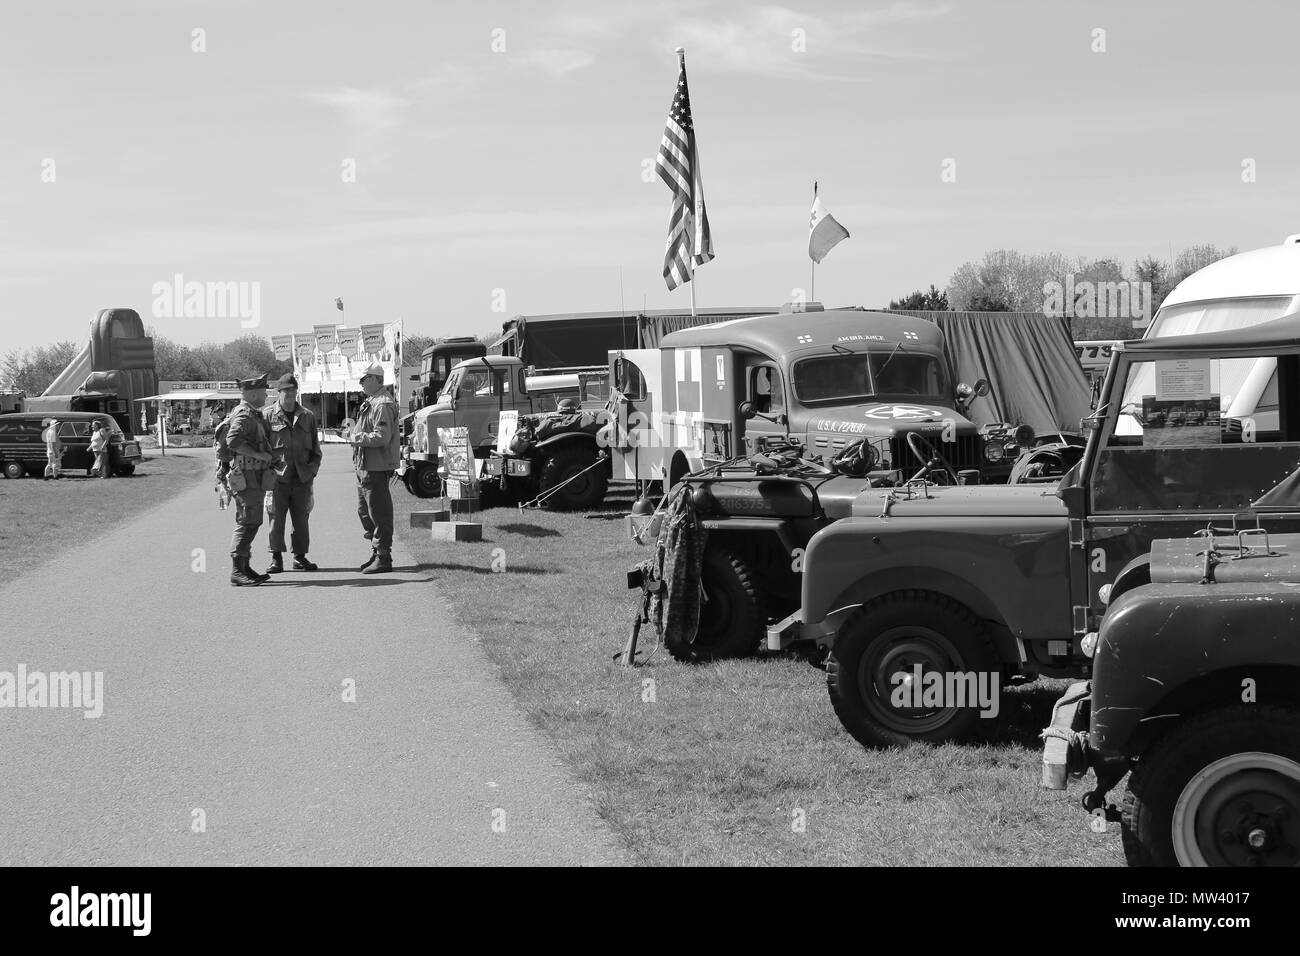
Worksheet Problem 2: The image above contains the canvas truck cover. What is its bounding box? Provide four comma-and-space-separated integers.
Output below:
495, 307, 785, 369
886, 310, 1091, 436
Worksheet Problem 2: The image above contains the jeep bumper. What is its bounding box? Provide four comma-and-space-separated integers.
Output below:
1041, 680, 1091, 790
484, 456, 532, 478
766, 606, 859, 652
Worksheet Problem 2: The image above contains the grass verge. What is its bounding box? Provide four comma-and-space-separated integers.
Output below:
394, 487, 1121, 866
0, 453, 209, 584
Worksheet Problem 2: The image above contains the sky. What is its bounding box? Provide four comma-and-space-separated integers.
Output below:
2, 0, 1299, 352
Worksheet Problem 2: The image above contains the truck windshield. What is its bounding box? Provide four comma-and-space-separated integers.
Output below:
792, 352, 946, 404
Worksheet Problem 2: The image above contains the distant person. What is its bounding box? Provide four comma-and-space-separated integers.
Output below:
349, 363, 399, 574
263, 373, 322, 573
41, 419, 64, 480
89, 421, 113, 479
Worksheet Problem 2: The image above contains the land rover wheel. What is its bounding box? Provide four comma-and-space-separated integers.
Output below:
3, 461, 25, 479
667, 547, 765, 663
1121, 705, 1300, 867
539, 447, 607, 510
409, 464, 441, 499
826, 591, 997, 748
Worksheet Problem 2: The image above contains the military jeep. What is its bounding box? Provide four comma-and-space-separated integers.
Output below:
780, 312, 1300, 747
1042, 525, 1300, 867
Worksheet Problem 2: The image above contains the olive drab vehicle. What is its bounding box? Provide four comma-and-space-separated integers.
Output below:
618, 306, 1091, 663
783, 238, 1300, 748
1042, 526, 1300, 868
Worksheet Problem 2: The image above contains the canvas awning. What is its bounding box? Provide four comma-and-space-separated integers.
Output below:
135, 389, 267, 401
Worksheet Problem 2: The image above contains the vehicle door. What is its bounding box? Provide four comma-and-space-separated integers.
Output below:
448, 367, 504, 449
742, 360, 788, 454
1081, 347, 1300, 621
57, 421, 93, 469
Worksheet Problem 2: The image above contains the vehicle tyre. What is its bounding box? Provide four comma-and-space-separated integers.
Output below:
1121, 705, 1300, 867
3, 461, 26, 479
668, 547, 765, 663
409, 464, 441, 499
538, 447, 607, 510
826, 590, 997, 748
114, 464, 136, 477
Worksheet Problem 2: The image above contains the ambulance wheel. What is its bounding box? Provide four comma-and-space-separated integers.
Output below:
409, 465, 441, 498
539, 447, 607, 510
114, 464, 136, 477
826, 590, 996, 748
668, 547, 765, 663
3, 461, 25, 479
1121, 705, 1300, 867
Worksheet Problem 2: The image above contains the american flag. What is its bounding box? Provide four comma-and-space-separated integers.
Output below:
656, 54, 713, 291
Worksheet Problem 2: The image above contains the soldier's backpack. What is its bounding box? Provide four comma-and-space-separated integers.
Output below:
213, 413, 235, 477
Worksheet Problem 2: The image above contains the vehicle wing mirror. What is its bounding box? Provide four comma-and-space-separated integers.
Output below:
973, 379, 991, 398
738, 400, 757, 420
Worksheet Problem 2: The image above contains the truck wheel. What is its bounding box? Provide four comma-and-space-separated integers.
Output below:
826, 591, 997, 748
668, 547, 765, 663
539, 447, 607, 510
1121, 705, 1300, 867
114, 464, 136, 477
409, 464, 441, 499
3, 461, 25, 479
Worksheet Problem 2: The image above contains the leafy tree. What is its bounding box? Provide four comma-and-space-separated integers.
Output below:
888, 285, 949, 310
0, 341, 79, 394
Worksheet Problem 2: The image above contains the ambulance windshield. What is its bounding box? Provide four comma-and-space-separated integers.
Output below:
792, 352, 946, 404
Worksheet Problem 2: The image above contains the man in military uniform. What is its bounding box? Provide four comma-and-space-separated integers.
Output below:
348, 362, 400, 574
263, 372, 323, 573
226, 374, 278, 587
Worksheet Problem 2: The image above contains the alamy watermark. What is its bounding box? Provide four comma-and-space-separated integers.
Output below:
1042, 275, 1153, 329
0, 665, 104, 718
151, 273, 261, 328
890, 665, 1000, 718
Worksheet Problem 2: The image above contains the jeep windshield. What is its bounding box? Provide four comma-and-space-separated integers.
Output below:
1117, 296, 1294, 434
791, 352, 947, 405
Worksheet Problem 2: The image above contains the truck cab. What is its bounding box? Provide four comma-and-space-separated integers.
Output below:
412, 338, 487, 414
401, 355, 580, 498
609, 309, 1006, 489
790, 253, 1300, 747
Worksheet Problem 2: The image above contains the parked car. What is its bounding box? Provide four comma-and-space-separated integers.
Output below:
0, 412, 142, 478
1042, 525, 1300, 867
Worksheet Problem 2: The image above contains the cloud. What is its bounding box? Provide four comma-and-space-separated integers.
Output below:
302, 87, 411, 170
508, 49, 598, 77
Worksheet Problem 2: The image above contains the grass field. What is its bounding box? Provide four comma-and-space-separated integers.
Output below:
0, 452, 209, 584
394, 486, 1123, 866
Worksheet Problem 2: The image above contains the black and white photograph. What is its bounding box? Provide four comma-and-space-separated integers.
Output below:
0, 0, 1294, 931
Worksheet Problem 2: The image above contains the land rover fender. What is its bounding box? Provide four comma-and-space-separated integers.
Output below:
1089, 582, 1300, 755
800, 513, 1071, 653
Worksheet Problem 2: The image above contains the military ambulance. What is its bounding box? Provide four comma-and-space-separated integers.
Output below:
607, 307, 1012, 488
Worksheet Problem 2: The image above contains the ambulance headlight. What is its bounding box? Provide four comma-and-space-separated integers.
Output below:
983, 441, 1006, 462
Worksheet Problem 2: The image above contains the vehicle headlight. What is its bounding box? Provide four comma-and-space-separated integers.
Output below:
983, 441, 1005, 462
1081, 632, 1099, 658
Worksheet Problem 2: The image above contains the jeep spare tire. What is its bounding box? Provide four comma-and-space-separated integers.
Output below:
538, 446, 607, 510
669, 547, 765, 663
826, 590, 998, 748
1121, 705, 1300, 867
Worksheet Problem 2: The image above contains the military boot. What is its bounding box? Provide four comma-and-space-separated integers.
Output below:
358, 546, 379, 572
245, 558, 272, 583
266, 552, 284, 574
230, 557, 261, 587
362, 550, 393, 575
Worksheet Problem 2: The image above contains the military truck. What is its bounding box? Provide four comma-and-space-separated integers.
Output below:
620, 307, 1089, 661
1041, 526, 1300, 867
400, 355, 583, 499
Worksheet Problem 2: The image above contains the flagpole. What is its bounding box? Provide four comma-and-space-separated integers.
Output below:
811, 181, 817, 303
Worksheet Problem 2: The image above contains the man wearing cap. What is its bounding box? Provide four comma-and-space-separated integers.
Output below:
42, 418, 64, 480
263, 372, 322, 574
226, 374, 278, 586
348, 362, 400, 574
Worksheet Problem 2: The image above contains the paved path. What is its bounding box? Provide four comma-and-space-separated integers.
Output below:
0, 446, 626, 865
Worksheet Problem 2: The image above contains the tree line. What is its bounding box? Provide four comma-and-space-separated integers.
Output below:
889, 244, 1237, 339
1, 329, 500, 397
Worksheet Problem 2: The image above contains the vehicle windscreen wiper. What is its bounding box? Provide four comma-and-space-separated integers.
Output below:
875, 340, 906, 378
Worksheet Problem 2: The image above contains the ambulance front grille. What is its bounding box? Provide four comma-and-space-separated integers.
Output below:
889, 433, 984, 471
